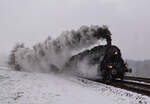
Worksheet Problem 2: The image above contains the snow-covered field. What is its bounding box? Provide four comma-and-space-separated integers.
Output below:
0, 68, 150, 104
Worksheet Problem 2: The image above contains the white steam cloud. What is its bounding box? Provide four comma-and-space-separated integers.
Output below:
13, 25, 111, 73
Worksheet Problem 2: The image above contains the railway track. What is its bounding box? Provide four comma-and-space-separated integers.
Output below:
83, 77, 150, 96
108, 80, 150, 96
124, 76, 150, 83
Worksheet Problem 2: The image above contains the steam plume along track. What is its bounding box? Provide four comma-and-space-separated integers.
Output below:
11, 25, 112, 73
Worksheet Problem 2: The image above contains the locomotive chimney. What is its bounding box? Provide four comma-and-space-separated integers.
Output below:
106, 36, 112, 46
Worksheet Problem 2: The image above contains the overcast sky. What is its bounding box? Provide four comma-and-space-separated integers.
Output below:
0, 0, 150, 60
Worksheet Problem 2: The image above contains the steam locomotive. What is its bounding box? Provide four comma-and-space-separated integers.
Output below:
64, 42, 131, 81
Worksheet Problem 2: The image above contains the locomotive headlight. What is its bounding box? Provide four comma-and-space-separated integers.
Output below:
108, 65, 113, 69
114, 51, 118, 55
125, 64, 128, 68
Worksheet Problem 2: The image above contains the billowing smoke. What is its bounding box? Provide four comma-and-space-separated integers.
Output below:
11, 25, 111, 73
74, 59, 101, 79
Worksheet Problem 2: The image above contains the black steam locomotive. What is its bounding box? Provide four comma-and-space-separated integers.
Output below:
64, 43, 131, 81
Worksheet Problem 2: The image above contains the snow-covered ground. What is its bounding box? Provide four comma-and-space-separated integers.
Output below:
0, 68, 150, 104
0, 67, 10, 70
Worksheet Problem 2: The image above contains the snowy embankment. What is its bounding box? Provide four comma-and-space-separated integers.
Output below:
0, 69, 150, 104
0, 67, 10, 70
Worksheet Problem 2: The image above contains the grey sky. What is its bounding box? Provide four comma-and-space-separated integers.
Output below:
0, 0, 150, 60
